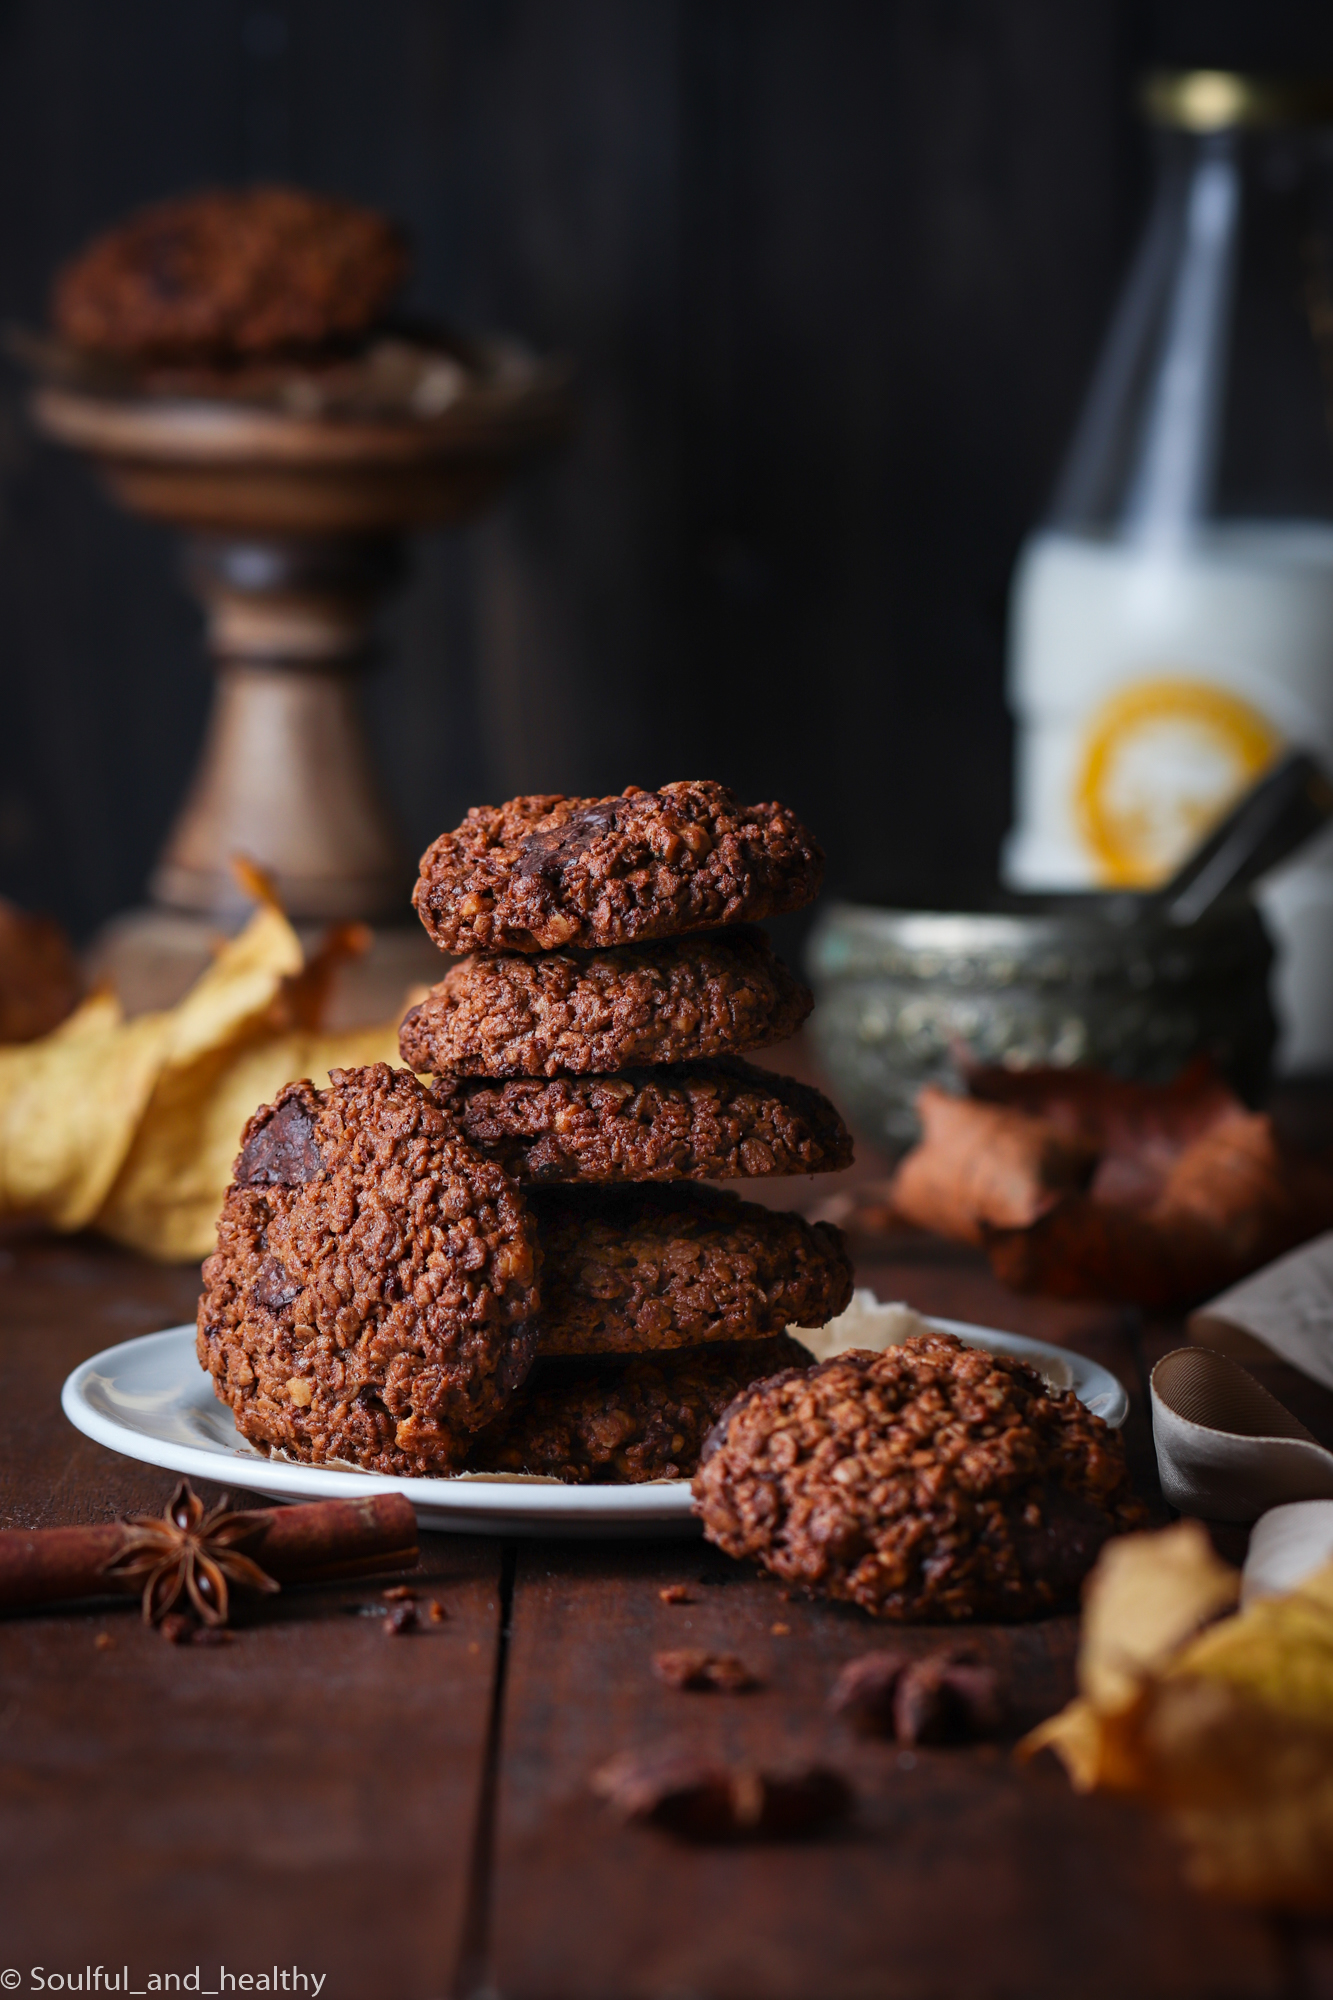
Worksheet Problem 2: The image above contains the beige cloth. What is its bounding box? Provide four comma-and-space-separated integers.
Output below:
1241, 1499, 1333, 1605
1150, 1346, 1333, 1522
1188, 1229, 1333, 1392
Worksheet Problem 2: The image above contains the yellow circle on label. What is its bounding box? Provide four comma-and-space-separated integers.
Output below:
1075, 676, 1279, 887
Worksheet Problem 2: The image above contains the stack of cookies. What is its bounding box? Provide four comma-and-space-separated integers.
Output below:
198, 781, 855, 1483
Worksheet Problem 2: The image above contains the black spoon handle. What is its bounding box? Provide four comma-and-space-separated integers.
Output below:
1154, 749, 1333, 926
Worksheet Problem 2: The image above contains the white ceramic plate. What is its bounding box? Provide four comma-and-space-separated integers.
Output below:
60, 1316, 1128, 1538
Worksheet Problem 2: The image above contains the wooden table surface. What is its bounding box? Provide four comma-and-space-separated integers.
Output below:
3, 1187, 1333, 1996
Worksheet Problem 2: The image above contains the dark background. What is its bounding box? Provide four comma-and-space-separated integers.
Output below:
3, 0, 1333, 947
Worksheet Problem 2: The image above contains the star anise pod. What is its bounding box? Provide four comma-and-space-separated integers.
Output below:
102, 1480, 281, 1627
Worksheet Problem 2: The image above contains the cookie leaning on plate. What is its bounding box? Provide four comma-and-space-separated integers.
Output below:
530, 1184, 853, 1356
398, 925, 813, 1078
197, 1064, 540, 1477
692, 1331, 1146, 1621
433, 1056, 852, 1183
465, 1333, 810, 1483
412, 781, 823, 954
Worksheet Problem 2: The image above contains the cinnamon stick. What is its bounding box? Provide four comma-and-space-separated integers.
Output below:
0, 1492, 418, 1613
248, 1493, 419, 1583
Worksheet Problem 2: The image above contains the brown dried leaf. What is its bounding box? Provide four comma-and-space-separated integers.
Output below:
893, 1061, 1333, 1308
263, 922, 372, 1034
890, 1088, 1097, 1243
0, 898, 80, 1043
966, 1056, 1240, 1203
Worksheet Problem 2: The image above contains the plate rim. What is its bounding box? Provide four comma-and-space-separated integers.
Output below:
59, 1311, 1129, 1523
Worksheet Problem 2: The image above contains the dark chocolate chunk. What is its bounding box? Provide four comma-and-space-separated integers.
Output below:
651, 1649, 761, 1692
591, 1744, 851, 1843
830, 1648, 1004, 1743
516, 797, 626, 880
235, 1089, 325, 1186
252, 1256, 300, 1312
828, 1651, 909, 1735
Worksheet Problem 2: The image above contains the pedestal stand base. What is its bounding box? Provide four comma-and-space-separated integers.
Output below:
87, 907, 446, 1027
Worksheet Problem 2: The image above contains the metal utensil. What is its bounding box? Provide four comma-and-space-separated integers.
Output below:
1151, 750, 1333, 927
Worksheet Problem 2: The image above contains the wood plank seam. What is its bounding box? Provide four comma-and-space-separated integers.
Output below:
451, 1541, 518, 2000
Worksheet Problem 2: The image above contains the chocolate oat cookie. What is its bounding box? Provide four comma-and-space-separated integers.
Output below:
434, 1056, 851, 1184
53, 186, 407, 363
531, 1184, 853, 1355
413, 782, 823, 955
466, 1335, 809, 1483
197, 1064, 540, 1477
693, 1332, 1146, 1621
398, 926, 813, 1078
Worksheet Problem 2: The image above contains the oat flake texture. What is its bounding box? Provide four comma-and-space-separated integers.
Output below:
412, 781, 823, 954
693, 1332, 1147, 1620
467, 1334, 809, 1483
197, 1063, 540, 1477
433, 1056, 852, 1184
398, 924, 813, 1078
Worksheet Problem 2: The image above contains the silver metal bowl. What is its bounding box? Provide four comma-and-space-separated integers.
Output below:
806, 894, 1275, 1154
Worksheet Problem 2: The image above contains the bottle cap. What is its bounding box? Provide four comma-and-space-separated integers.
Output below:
1142, 68, 1333, 131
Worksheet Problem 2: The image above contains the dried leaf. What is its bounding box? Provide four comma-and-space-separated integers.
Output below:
1020, 1524, 1333, 1909
96, 1021, 399, 1262
0, 891, 401, 1259
1020, 1697, 1113, 1792
1075, 1522, 1240, 1710
1136, 1676, 1333, 1911
966, 1056, 1239, 1203
891, 1063, 1333, 1308
263, 922, 372, 1033
0, 999, 174, 1228
0, 898, 80, 1043
890, 1088, 1097, 1243
1169, 1559, 1333, 1726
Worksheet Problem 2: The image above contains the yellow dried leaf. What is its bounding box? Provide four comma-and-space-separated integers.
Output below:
97, 1022, 400, 1262
1021, 1523, 1333, 1910
1137, 1675, 1333, 1911
1169, 1558, 1333, 1728
48, 989, 123, 1042
1077, 1521, 1240, 1711
1017, 1699, 1106, 1790
0, 1005, 173, 1229
0, 897, 399, 1253
160, 905, 303, 1067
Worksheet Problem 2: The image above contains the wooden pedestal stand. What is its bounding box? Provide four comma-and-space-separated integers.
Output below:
33, 350, 568, 1018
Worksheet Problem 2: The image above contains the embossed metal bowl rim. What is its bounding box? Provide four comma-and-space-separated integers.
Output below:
807, 895, 1268, 979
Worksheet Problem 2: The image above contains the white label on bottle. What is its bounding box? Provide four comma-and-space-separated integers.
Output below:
1004, 523, 1333, 1066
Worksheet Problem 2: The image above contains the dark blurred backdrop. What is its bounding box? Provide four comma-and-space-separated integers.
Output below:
3, 0, 1333, 945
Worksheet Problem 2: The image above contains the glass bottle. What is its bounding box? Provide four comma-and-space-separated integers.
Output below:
1004, 70, 1333, 1068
